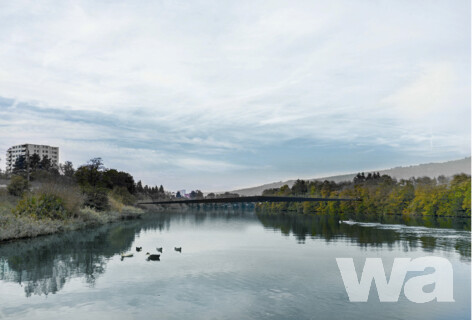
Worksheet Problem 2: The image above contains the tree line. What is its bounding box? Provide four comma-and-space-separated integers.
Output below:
259, 173, 471, 217
8, 155, 169, 211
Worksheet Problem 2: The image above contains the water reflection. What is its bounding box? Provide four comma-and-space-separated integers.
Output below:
0, 222, 134, 296
0, 211, 253, 297
0, 210, 469, 298
256, 213, 471, 260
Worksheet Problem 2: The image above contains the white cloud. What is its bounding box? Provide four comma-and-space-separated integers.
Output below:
383, 63, 456, 116
173, 158, 246, 172
0, 0, 469, 190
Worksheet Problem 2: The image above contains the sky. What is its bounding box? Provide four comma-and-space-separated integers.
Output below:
0, 0, 470, 192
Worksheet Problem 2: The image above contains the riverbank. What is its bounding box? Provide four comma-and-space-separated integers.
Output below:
0, 184, 146, 242
0, 201, 144, 242
258, 173, 471, 217
0, 156, 167, 243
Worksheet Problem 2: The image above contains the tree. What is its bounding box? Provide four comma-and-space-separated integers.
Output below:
83, 187, 109, 211
136, 180, 144, 193
39, 155, 52, 171
103, 169, 135, 194
89, 157, 105, 170
353, 173, 366, 184
292, 180, 307, 195
194, 190, 204, 199
321, 180, 334, 197
13, 155, 27, 173
437, 175, 448, 185
7, 175, 29, 196
75, 158, 106, 188
279, 184, 291, 196
60, 161, 75, 177
74, 158, 109, 211
111, 186, 136, 205
29, 153, 41, 171
414, 176, 435, 186
258, 172, 471, 217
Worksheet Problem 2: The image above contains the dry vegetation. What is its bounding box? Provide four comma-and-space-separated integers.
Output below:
0, 181, 143, 242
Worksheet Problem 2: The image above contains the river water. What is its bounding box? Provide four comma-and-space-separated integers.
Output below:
0, 210, 470, 320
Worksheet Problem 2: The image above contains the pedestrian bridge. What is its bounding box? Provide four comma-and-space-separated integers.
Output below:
138, 195, 360, 205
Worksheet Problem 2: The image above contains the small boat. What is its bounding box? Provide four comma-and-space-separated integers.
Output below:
121, 253, 133, 258
339, 220, 356, 225
174, 247, 182, 253
136, 247, 142, 252
146, 253, 160, 261
157, 247, 163, 253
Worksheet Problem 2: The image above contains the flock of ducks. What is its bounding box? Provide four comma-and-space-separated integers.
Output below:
121, 246, 182, 261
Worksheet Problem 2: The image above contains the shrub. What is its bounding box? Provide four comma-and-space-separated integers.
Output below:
36, 182, 83, 217
7, 176, 29, 197
82, 187, 109, 211
77, 206, 107, 223
12, 182, 84, 220
108, 195, 124, 212
13, 194, 69, 220
0, 188, 18, 209
110, 186, 136, 205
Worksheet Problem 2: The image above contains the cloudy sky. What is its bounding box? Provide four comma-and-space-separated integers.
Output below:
0, 0, 470, 191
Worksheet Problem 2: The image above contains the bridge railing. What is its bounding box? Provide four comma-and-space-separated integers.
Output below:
138, 195, 360, 205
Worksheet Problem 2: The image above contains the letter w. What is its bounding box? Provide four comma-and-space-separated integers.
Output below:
336, 258, 410, 302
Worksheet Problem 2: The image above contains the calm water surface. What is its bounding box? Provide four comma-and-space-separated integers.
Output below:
0, 211, 470, 320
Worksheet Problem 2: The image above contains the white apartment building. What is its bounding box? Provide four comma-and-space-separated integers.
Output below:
5, 144, 59, 172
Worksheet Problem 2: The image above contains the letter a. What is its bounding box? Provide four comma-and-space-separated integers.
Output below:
404, 256, 454, 303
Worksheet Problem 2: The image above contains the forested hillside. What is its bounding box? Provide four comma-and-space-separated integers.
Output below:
257, 173, 471, 217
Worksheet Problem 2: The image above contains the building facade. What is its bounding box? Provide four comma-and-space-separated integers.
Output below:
5, 144, 59, 173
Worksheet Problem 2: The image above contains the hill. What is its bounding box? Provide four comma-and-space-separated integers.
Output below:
230, 157, 471, 196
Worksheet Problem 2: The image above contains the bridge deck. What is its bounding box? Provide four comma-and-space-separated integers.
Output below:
138, 195, 359, 205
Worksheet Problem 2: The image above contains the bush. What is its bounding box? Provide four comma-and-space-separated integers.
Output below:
0, 211, 63, 241
110, 186, 136, 205
108, 195, 124, 212
77, 206, 107, 223
13, 194, 69, 220
12, 182, 84, 220
83, 187, 109, 211
36, 182, 84, 217
7, 176, 29, 197
0, 188, 18, 209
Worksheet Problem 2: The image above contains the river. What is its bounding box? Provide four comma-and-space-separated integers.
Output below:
0, 210, 470, 319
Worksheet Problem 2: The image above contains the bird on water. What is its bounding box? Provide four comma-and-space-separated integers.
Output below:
146, 253, 160, 261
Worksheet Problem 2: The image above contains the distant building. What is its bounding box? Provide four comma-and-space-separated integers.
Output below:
5, 144, 59, 173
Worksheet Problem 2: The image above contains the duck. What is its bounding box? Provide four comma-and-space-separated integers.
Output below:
121, 252, 133, 258
174, 247, 182, 253
120, 252, 133, 261
157, 247, 163, 253
136, 247, 142, 252
146, 253, 160, 261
